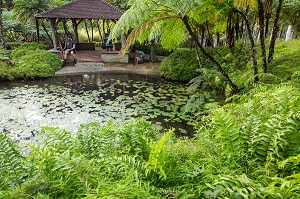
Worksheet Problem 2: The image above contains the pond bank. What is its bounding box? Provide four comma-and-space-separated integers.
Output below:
55, 62, 161, 76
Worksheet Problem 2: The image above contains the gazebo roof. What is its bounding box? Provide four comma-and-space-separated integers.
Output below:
36, 0, 124, 20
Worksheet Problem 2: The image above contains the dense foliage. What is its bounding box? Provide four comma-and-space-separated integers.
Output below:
1, 82, 300, 198
0, 43, 62, 80
159, 48, 199, 81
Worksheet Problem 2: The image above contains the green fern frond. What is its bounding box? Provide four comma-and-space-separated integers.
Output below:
212, 110, 243, 155
206, 174, 268, 198
278, 154, 300, 175
0, 133, 25, 188
147, 129, 173, 180
159, 18, 187, 50
40, 126, 74, 153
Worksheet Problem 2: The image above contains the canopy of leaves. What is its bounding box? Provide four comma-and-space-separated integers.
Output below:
111, 0, 231, 52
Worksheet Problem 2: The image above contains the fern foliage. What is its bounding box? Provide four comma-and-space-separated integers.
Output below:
195, 83, 300, 197
0, 133, 25, 189
1, 82, 300, 197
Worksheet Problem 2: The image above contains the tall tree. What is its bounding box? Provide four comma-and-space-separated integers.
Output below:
268, 0, 283, 63
13, 0, 51, 23
13, 0, 52, 42
257, 0, 268, 73
234, 8, 259, 83
111, 0, 240, 93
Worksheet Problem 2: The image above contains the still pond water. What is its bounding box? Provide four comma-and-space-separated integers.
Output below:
0, 73, 193, 141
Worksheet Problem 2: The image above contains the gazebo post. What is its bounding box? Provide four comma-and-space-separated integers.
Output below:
50, 18, 58, 50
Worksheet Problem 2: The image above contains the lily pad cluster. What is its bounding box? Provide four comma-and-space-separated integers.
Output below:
0, 73, 193, 141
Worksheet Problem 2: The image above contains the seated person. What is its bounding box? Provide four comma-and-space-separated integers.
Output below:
134, 50, 145, 64
58, 37, 66, 60
63, 35, 77, 64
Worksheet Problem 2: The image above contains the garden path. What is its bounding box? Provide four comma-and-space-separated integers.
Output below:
55, 62, 160, 76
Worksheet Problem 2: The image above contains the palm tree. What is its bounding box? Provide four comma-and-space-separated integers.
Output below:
111, 0, 240, 93
268, 0, 283, 63
13, 0, 51, 23
13, 0, 52, 42
282, 0, 300, 40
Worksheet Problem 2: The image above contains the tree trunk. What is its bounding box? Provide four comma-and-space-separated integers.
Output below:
242, 9, 248, 48
235, 8, 258, 83
264, 0, 273, 37
91, 20, 94, 41
265, 14, 270, 37
257, 0, 267, 73
96, 20, 103, 40
217, 33, 220, 46
84, 20, 90, 42
182, 16, 239, 93
41, 22, 53, 46
195, 47, 203, 68
0, 0, 4, 46
268, 0, 283, 63
235, 14, 240, 40
278, 24, 284, 39
285, 25, 294, 41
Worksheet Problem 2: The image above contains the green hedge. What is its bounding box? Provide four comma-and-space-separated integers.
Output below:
12, 50, 62, 79
0, 43, 62, 80
11, 42, 47, 60
159, 48, 199, 81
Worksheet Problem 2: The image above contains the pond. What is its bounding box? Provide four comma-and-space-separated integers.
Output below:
0, 73, 193, 142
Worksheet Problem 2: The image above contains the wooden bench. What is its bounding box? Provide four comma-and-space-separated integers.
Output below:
3, 41, 24, 49
75, 42, 95, 50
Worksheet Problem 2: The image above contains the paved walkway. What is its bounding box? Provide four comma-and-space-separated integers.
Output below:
54, 62, 160, 76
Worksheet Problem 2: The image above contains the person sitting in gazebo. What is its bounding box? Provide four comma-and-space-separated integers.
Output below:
63, 35, 77, 64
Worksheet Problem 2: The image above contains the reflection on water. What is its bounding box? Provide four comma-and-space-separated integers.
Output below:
0, 73, 193, 141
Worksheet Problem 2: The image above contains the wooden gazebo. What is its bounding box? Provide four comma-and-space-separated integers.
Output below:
35, 0, 124, 50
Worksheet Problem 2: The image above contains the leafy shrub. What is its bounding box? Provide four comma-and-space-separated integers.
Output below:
0, 46, 10, 62
159, 48, 200, 81
0, 62, 14, 81
77, 118, 161, 160
190, 83, 300, 197
0, 119, 173, 198
8, 43, 62, 79
12, 49, 62, 79
11, 42, 47, 60
0, 48, 14, 80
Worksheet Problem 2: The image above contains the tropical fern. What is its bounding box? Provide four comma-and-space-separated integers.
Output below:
147, 129, 173, 180
205, 174, 279, 198
278, 154, 300, 176
77, 121, 118, 158
0, 133, 25, 189
266, 174, 300, 198
40, 126, 75, 153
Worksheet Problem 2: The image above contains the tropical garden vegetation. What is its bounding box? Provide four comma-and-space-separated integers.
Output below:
0, 0, 300, 198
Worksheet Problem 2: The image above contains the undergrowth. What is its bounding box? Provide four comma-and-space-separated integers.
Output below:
0, 43, 62, 80
1, 40, 300, 198
1, 85, 300, 199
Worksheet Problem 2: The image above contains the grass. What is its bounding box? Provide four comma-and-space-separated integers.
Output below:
268, 39, 300, 79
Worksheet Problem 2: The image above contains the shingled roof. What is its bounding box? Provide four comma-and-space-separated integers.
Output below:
36, 0, 124, 20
